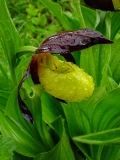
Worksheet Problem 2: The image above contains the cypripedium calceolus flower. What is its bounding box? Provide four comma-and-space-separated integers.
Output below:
84, 0, 120, 11
31, 53, 94, 102
18, 28, 113, 123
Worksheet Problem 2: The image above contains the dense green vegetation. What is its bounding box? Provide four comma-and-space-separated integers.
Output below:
1, 0, 120, 160
6, 0, 65, 46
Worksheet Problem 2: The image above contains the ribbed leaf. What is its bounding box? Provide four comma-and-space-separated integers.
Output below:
81, 6, 96, 28
41, 91, 65, 123
35, 116, 75, 160
0, 62, 9, 90
63, 88, 106, 159
73, 128, 120, 160
110, 38, 120, 83
94, 11, 107, 35
23, 85, 55, 150
100, 145, 120, 160
0, 90, 10, 112
0, 0, 23, 86
0, 22, 17, 85
11, 152, 33, 160
73, 128, 120, 144
63, 87, 120, 159
91, 88, 120, 132
0, 135, 16, 160
0, 0, 22, 49
1, 88, 51, 157
111, 12, 120, 39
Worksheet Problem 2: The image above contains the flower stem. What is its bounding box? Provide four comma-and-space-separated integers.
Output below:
72, 0, 86, 28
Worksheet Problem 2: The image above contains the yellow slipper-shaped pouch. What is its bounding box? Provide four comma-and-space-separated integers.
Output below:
36, 53, 94, 102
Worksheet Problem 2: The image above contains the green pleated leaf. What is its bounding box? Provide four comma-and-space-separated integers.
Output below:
0, 0, 23, 86
94, 11, 107, 35
0, 90, 10, 112
11, 152, 33, 160
106, 76, 118, 90
73, 136, 120, 160
0, 112, 43, 157
0, 135, 16, 160
91, 88, 120, 132
35, 116, 75, 160
62, 88, 106, 159
64, 87, 119, 158
80, 47, 97, 85
1, 88, 50, 157
63, 88, 106, 136
88, 88, 120, 160
73, 128, 120, 144
110, 38, 120, 83
73, 128, 120, 160
0, 62, 9, 90
100, 145, 120, 160
81, 6, 96, 28
62, 87, 120, 160
105, 12, 112, 39
0, 21, 17, 86
41, 91, 65, 123
111, 12, 120, 39
0, 0, 22, 49
23, 85, 55, 150
94, 11, 118, 39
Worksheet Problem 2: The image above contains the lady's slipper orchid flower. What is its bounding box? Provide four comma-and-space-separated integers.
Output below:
84, 0, 120, 11
31, 53, 94, 102
18, 28, 113, 123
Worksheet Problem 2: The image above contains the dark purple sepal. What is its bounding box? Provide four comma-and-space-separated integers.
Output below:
18, 92, 34, 124
30, 55, 40, 84
18, 60, 34, 124
35, 28, 113, 55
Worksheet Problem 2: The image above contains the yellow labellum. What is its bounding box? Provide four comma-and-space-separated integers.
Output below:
37, 53, 94, 102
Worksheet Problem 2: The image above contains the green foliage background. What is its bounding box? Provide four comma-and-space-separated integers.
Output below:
6, 0, 63, 46
1, 0, 120, 160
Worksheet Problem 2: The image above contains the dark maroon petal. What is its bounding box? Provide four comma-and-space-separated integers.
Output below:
18, 92, 34, 124
84, 0, 114, 11
35, 28, 113, 55
62, 53, 75, 63
18, 60, 34, 124
30, 55, 40, 84
18, 62, 31, 91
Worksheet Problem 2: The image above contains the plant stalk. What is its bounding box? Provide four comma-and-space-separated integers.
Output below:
72, 0, 86, 28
